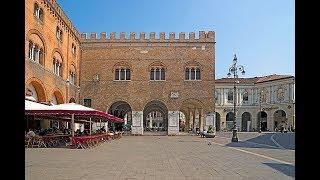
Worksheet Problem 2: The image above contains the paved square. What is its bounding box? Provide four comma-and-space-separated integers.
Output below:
26, 136, 294, 180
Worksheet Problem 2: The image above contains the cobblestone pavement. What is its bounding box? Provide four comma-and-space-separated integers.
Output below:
26, 136, 295, 180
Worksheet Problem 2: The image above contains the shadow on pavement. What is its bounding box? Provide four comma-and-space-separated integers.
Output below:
220, 133, 294, 150
263, 163, 295, 178
225, 140, 279, 149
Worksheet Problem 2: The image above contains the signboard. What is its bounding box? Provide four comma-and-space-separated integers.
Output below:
132, 111, 142, 127
168, 111, 178, 127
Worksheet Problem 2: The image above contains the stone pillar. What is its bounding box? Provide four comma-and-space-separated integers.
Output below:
168, 111, 179, 135
236, 116, 241, 131
131, 111, 143, 135
189, 109, 193, 131
269, 115, 274, 132
200, 109, 204, 132
192, 109, 196, 132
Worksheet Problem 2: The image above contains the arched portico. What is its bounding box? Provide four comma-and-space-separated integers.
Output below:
108, 101, 132, 132
241, 112, 252, 132
143, 100, 168, 134
257, 111, 268, 131
274, 110, 287, 131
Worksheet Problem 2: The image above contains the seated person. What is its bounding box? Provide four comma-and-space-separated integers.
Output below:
100, 126, 106, 133
200, 130, 207, 138
26, 129, 36, 137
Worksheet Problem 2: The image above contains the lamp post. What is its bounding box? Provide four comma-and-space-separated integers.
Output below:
227, 54, 245, 142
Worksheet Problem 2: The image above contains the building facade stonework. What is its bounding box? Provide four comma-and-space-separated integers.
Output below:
79, 32, 216, 135
215, 75, 295, 132
25, 0, 81, 129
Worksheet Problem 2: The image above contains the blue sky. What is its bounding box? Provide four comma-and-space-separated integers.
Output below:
57, 0, 294, 79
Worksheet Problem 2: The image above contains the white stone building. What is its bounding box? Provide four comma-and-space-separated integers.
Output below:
215, 74, 295, 132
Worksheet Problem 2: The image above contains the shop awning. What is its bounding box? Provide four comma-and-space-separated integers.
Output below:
25, 100, 123, 123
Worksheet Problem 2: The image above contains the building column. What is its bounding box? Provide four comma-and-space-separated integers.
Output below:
200, 109, 204, 132
131, 111, 143, 135
188, 108, 193, 131
192, 109, 196, 132
168, 111, 179, 135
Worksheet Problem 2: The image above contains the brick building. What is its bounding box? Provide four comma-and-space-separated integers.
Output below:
25, 0, 81, 129
80, 32, 216, 135
25, 0, 216, 135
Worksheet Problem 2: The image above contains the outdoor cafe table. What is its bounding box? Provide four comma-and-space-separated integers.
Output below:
71, 133, 116, 149
41, 134, 71, 147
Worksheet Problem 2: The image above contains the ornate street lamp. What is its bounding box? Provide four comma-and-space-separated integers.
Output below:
227, 54, 245, 142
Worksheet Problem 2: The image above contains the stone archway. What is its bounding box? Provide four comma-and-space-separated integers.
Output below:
143, 100, 168, 133
178, 111, 187, 132
257, 111, 268, 131
108, 101, 132, 132
215, 112, 221, 131
226, 112, 235, 131
180, 98, 205, 133
26, 80, 46, 102
274, 110, 287, 131
241, 112, 252, 132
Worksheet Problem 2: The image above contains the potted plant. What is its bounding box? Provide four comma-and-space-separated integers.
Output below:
205, 125, 215, 138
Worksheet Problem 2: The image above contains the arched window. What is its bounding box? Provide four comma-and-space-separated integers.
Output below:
71, 43, 76, 55
34, 3, 39, 16
56, 27, 63, 42
39, 48, 44, 65
190, 68, 195, 79
28, 41, 33, 60
33, 45, 39, 63
39, 8, 44, 22
150, 68, 155, 80
34, 3, 44, 22
196, 68, 200, 80
115, 69, 119, 80
227, 90, 233, 102
53, 57, 62, 77
150, 67, 165, 80
28, 40, 44, 66
155, 68, 160, 80
69, 70, 76, 85
185, 68, 189, 80
161, 68, 165, 80
115, 68, 130, 80
185, 66, 201, 80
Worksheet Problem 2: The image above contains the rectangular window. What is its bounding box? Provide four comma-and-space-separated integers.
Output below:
84, 99, 91, 107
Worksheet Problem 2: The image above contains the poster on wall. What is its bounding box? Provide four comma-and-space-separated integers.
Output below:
169, 111, 178, 127
132, 112, 141, 127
